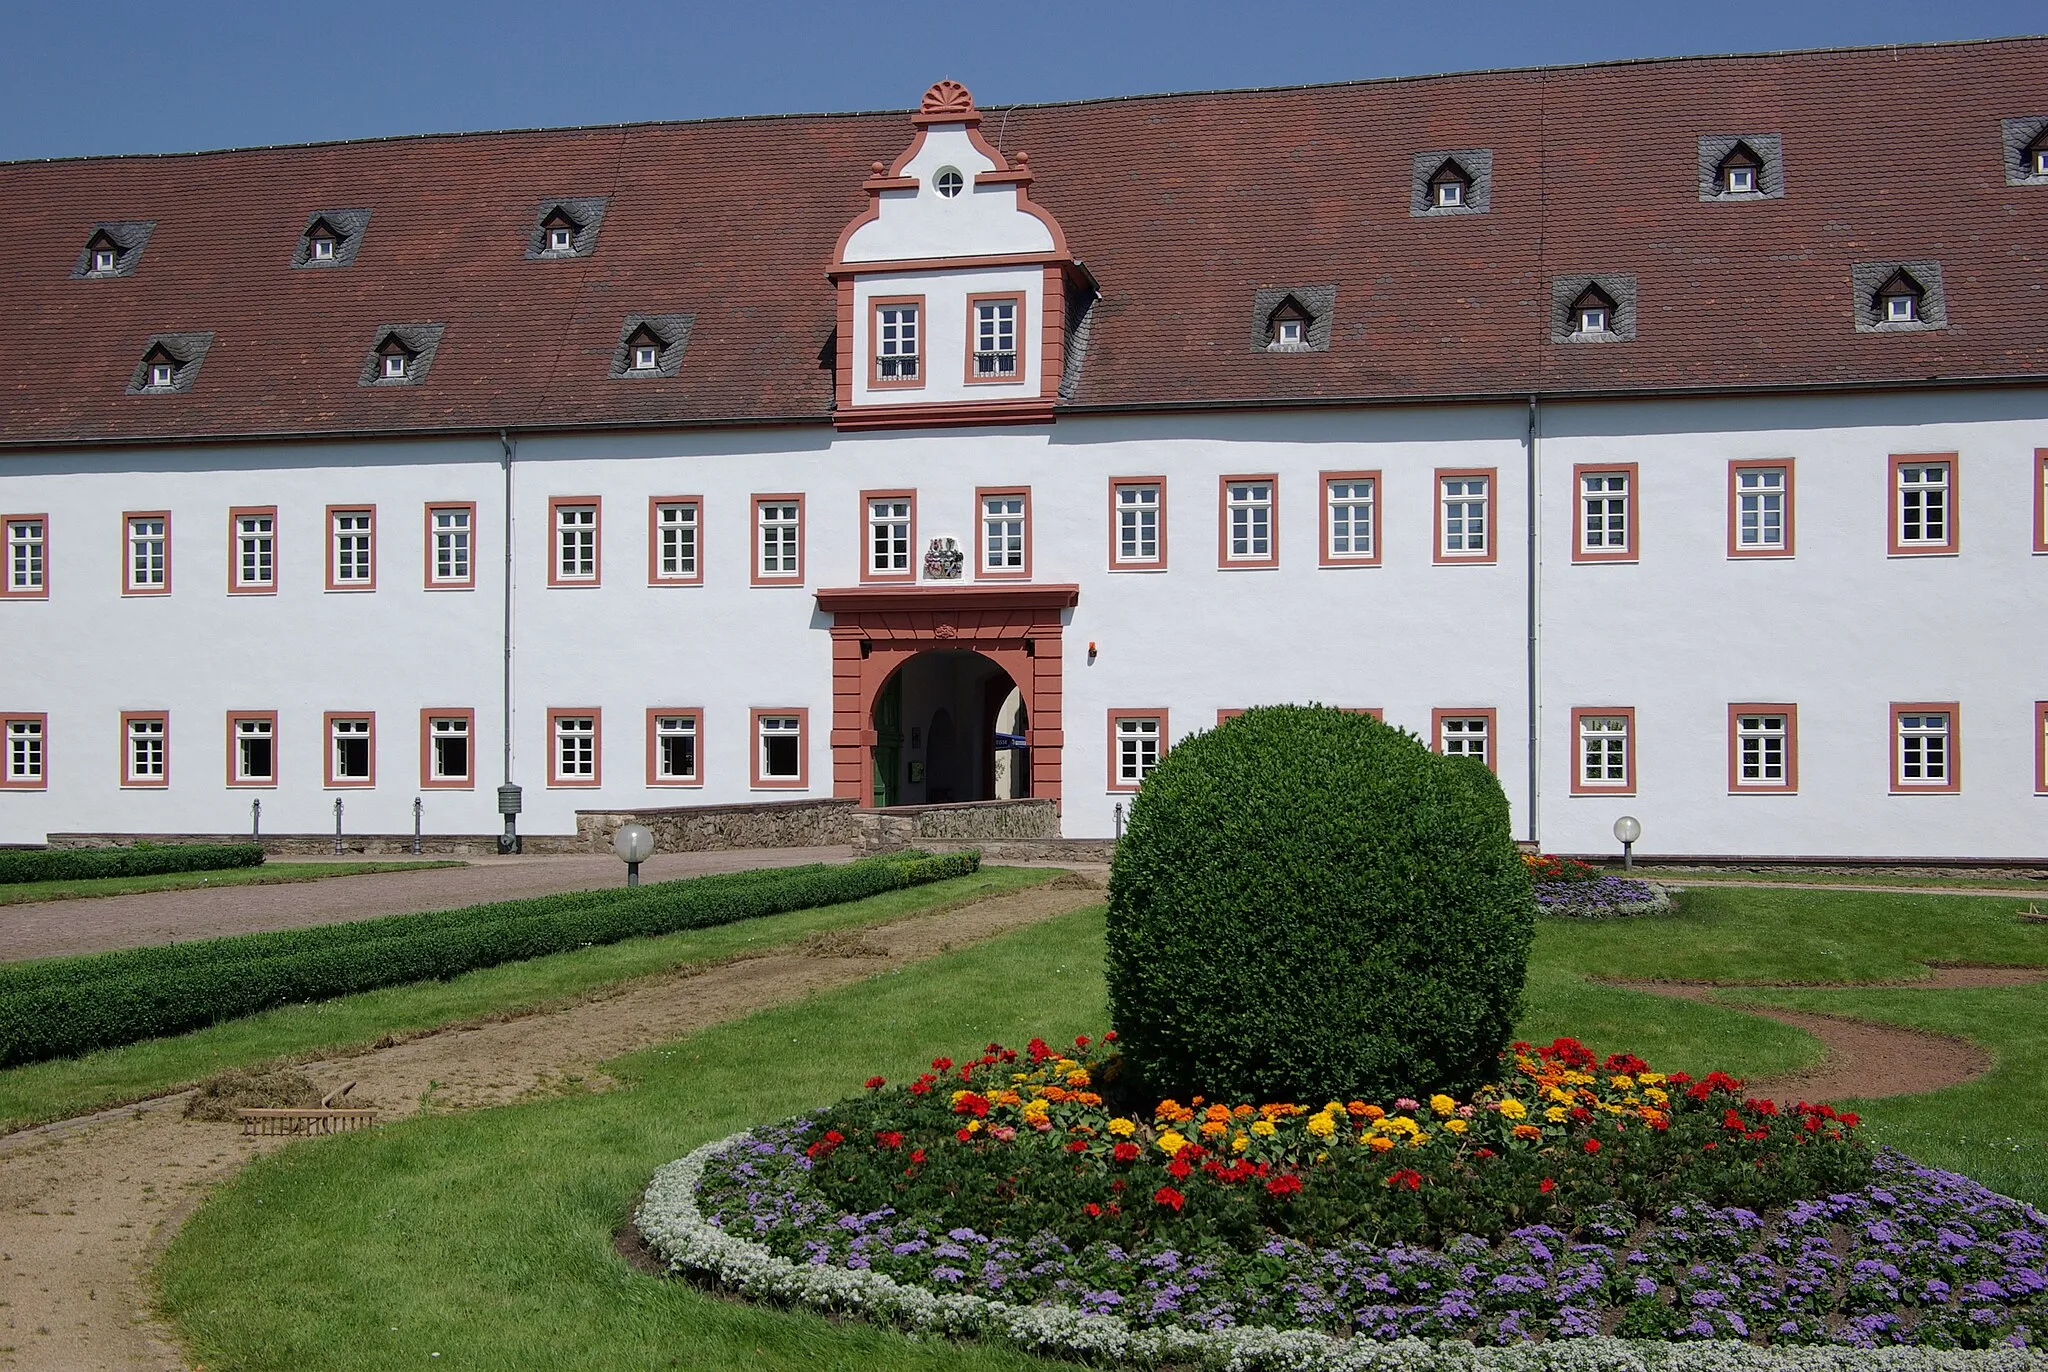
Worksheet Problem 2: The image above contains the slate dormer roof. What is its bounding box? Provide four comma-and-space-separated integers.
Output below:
71, 220, 155, 279
526, 197, 607, 258
294, 209, 372, 267
359, 324, 444, 386
2, 36, 2046, 447
609, 313, 693, 379
124, 332, 213, 394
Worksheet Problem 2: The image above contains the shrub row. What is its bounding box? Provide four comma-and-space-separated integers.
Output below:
0, 849, 979, 1067
0, 843, 265, 886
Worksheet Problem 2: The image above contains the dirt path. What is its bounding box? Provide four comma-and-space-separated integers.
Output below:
1652, 876, 2048, 899
1614, 965, 2048, 1106
0, 877, 1102, 1372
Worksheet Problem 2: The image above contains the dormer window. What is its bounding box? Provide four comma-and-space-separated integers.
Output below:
2029, 130, 2048, 178
143, 348, 177, 389
311, 234, 335, 260
625, 324, 665, 372
933, 167, 964, 198
382, 352, 407, 379
1428, 159, 1472, 209
549, 225, 573, 252
1268, 303, 1309, 350
633, 343, 658, 370
92, 246, 118, 273
1570, 286, 1616, 335
1877, 270, 1923, 324
374, 334, 418, 380
86, 231, 122, 275
1717, 143, 1762, 195
541, 207, 581, 255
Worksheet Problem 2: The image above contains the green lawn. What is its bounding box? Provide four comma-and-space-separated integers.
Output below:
0, 865, 1053, 1132
0, 859, 462, 906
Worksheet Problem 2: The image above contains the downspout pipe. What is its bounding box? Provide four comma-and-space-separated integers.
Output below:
1525, 396, 1541, 850
496, 430, 523, 855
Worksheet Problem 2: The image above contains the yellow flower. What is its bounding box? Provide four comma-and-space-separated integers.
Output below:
1609, 1075, 1635, 1090
1305, 1113, 1338, 1140
1367, 1135, 1395, 1152
1066, 1070, 1091, 1088
1021, 1098, 1050, 1118
1250, 1119, 1277, 1138
1546, 1106, 1567, 1123
1638, 1073, 1666, 1086
1643, 1087, 1669, 1106
1156, 1129, 1188, 1155
1429, 1094, 1458, 1116
962, 1119, 982, 1133
1231, 1133, 1250, 1154
1497, 1099, 1529, 1121
1107, 1117, 1137, 1138
950, 1090, 972, 1107
1444, 1118, 1469, 1134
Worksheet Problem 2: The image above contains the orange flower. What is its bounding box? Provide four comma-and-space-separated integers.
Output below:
1367, 1135, 1395, 1153
1512, 1124, 1543, 1141
1200, 1121, 1229, 1137
1205, 1104, 1232, 1123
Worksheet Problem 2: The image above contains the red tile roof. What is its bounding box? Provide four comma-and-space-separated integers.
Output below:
3, 38, 2045, 449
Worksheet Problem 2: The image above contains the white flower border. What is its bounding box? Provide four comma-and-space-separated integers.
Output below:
637, 1134, 2048, 1372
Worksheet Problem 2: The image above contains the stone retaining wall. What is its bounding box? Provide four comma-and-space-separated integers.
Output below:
44, 832, 588, 857
575, 797, 1061, 855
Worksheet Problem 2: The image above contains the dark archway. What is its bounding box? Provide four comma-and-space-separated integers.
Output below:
868, 649, 1026, 807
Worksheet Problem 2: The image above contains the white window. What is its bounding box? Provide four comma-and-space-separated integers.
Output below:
330, 716, 371, 782
235, 718, 275, 783
1577, 714, 1630, 789
1884, 292, 1917, 323
756, 500, 800, 579
1326, 479, 1375, 560
1440, 476, 1488, 557
93, 247, 117, 273
1725, 165, 1756, 194
632, 343, 659, 371
973, 300, 1018, 378
7, 519, 45, 592
1896, 463, 1949, 547
1733, 713, 1787, 787
2036, 147, 2048, 177
758, 715, 802, 779
1115, 715, 1162, 787
311, 235, 336, 260
381, 352, 407, 380
1576, 305, 1609, 334
126, 715, 166, 784
1273, 315, 1305, 347
429, 716, 470, 782
548, 225, 574, 253
430, 507, 471, 585
654, 501, 698, 580
867, 497, 912, 576
933, 167, 964, 198
1580, 473, 1630, 552
981, 494, 1026, 572
1896, 711, 1951, 787
331, 510, 374, 586
875, 303, 919, 381
553, 715, 596, 781
235, 512, 274, 590
1435, 180, 1463, 207
1735, 468, 1786, 551
1440, 716, 1489, 766
148, 361, 174, 388
1114, 484, 1161, 565
1225, 481, 1273, 562
7, 720, 44, 783
127, 516, 167, 591
654, 714, 698, 782
554, 503, 597, 582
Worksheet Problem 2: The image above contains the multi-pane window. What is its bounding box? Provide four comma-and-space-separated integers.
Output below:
866, 496, 913, 577
654, 713, 699, 783
329, 716, 372, 784
972, 298, 1019, 378
330, 509, 374, 587
1579, 472, 1632, 556
1895, 460, 1951, 550
233, 511, 275, 590
125, 514, 168, 593
552, 714, 597, 784
1895, 709, 1954, 789
1439, 475, 1489, 558
554, 501, 598, 583
234, 717, 275, 784
874, 301, 920, 383
5, 717, 45, 787
429, 506, 472, 586
1325, 477, 1375, 562
1734, 713, 1788, 788
756, 499, 802, 581
1112, 482, 1163, 567
757, 714, 803, 782
1733, 466, 1788, 554
1576, 713, 1631, 790
1114, 714, 1163, 789
428, 715, 470, 783
124, 714, 167, 786
1439, 715, 1490, 767
1223, 480, 1274, 563
981, 492, 1026, 574
5, 518, 45, 595
653, 501, 699, 581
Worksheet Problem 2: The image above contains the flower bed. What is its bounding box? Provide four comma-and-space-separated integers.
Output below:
1536, 877, 1672, 919
639, 1036, 2048, 1362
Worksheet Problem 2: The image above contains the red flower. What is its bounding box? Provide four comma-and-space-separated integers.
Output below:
1803, 1116, 1822, 1133
864, 1076, 886, 1090
1075, 1034, 1091, 1050
1084, 1202, 1103, 1218
875, 1131, 904, 1149
1167, 1156, 1192, 1180
1474, 1148, 1496, 1159
952, 1093, 990, 1118
1066, 1140, 1089, 1154
1266, 1174, 1303, 1197
1103, 1030, 1118, 1042
1153, 1186, 1186, 1211
1113, 1142, 1140, 1163
910, 1148, 926, 1164
1539, 1177, 1556, 1194
1841, 1112, 1860, 1128
1110, 1178, 1127, 1193
956, 1127, 976, 1142
932, 1057, 954, 1071
909, 1079, 933, 1097
1385, 1168, 1423, 1191
1569, 1106, 1591, 1122
1582, 1138, 1601, 1155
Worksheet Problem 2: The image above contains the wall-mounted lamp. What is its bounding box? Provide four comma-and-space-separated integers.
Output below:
1087, 641, 1098, 662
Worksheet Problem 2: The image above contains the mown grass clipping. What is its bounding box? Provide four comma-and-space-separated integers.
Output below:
0, 842, 264, 886
0, 850, 979, 1067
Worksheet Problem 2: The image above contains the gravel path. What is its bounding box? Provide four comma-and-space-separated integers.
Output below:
0, 848, 858, 963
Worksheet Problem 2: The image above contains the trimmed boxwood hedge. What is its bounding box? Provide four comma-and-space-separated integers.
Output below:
0, 843, 264, 886
1105, 705, 1534, 1104
0, 850, 979, 1067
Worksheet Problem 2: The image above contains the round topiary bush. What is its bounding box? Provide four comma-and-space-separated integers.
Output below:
1105, 704, 1534, 1103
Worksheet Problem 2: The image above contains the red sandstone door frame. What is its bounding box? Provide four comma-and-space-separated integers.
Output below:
815, 584, 1078, 809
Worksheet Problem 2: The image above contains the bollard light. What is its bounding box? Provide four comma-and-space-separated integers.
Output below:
1612, 815, 1642, 871
613, 822, 655, 887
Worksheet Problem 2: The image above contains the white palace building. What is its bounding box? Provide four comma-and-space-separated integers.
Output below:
3, 42, 2047, 859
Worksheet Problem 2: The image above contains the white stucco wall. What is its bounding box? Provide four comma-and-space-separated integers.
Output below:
850, 265, 1043, 406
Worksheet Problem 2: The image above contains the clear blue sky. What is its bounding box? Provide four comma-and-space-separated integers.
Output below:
3, 0, 2042, 162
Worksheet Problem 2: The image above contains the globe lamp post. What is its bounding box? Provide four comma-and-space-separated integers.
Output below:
613, 822, 655, 887
1613, 815, 1642, 871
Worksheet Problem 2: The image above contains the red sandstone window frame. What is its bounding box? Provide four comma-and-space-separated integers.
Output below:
546, 708, 602, 789
860, 489, 918, 584
975, 487, 1032, 580
1432, 707, 1499, 774
1433, 467, 1498, 565
419, 708, 476, 790
751, 493, 805, 586
1319, 471, 1381, 568
547, 496, 602, 588
122, 509, 172, 596
1727, 461, 1795, 559
325, 505, 377, 592
424, 502, 477, 591
1216, 708, 1244, 725
750, 707, 809, 790
226, 506, 278, 594
1569, 706, 1636, 796
1891, 702, 1961, 794
225, 709, 278, 788
869, 295, 926, 390
1572, 464, 1639, 564
1726, 703, 1798, 794
1, 514, 49, 600
0, 712, 48, 790
646, 707, 705, 788
2036, 700, 2048, 796
1107, 709, 1169, 793
1217, 474, 1280, 570
119, 709, 170, 788
1108, 478, 1167, 571
964, 292, 1026, 386
2035, 451, 2048, 555
648, 496, 703, 586
1888, 454, 1958, 557
322, 711, 376, 788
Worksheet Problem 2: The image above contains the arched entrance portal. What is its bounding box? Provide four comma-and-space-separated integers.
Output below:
816, 584, 1078, 809
870, 651, 1030, 806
